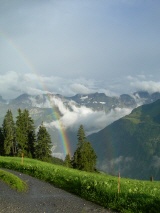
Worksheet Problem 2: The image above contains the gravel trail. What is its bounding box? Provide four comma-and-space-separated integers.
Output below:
0, 170, 117, 213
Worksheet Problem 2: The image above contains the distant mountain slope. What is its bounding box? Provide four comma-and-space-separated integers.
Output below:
0, 91, 160, 162
88, 99, 160, 180
68, 91, 160, 111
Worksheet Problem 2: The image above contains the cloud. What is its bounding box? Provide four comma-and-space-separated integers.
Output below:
0, 71, 47, 99
125, 75, 160, 94
44, 96, 132, 135
2, 71, 160, 104
98, 156, 133, 175
130, 80, 160, 94
136, 75, 146, 80
0, 71, 24, 98
1, 0, 160, 86
0, 71, 118, 99
0, 71, 132, 134
151, 156, 160, 169
70, 83, 93, 94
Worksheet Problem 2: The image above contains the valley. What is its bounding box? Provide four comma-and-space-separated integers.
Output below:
0, 91, 160, 179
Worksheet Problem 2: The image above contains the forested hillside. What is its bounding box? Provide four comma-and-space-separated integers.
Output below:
88, 99, 160, 180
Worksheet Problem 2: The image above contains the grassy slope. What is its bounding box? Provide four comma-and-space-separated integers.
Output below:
0, 169, 27, 192
0, 156, 160, 213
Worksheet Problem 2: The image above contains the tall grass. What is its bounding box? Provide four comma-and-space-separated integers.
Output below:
0, 156, 160, 213
0, 169, 27, 192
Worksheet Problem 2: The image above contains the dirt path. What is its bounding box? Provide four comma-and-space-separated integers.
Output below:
0, 170, 117, 213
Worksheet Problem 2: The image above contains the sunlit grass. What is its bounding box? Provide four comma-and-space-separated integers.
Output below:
124, 117, 141, 124
0, 156, 160, 213
0, 169, 27, 192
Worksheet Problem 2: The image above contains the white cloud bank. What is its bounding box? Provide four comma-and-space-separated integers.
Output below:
1, 71, 160, 103
44, 96, 132, 135
0, 71, 115, 99
131, 80, 160, 94
124, 75, 160, 94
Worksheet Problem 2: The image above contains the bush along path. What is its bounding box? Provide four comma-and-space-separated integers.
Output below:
0, 157, 160, 213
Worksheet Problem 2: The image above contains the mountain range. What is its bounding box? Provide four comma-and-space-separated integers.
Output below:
88, 98, 160, 180
0, 91, 160, 179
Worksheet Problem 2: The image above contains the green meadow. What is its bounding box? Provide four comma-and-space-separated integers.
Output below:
0, 156, 160, 213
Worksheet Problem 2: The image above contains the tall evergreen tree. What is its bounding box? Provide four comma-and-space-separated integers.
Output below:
35, 123, 52, 161
16, 109, 26, 156
77, 125, 86, 146
72, 125, 97, 172
0, 127, 4, 155
2, 110, 16, 156
77, 141, 97, 172
23, 109, 36, 158
16, 109, 36, 157
64, 153, 72, 168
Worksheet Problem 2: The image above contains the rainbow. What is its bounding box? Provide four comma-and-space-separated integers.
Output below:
0, 30, 71, 157
47, 94, 72, 156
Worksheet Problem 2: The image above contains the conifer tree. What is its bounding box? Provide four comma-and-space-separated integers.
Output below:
16, 109, 26, 156
2, 110, 16, 156
16, 109, 36, 157
0, 127, 4, 155
23, 109, 36, 158
77, 124, 86, 146
72, 125, 97, 172
64, 153, 72, 168
35, 123, 52, 161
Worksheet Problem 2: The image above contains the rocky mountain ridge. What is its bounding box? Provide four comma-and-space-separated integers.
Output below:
0, 91, 160, 161
1, 90, 160, 111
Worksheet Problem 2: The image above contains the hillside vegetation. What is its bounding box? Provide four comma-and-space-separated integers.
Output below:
89, 99, 160, 180
0, 157, 160, 213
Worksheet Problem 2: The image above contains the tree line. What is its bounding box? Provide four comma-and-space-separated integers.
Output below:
0, 109, 52, 161
0, 109, 97, 172
64, 124, 97, 172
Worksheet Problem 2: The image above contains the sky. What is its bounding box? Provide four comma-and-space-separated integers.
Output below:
0, 0, 160, 99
